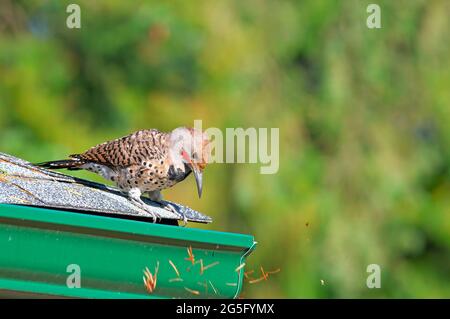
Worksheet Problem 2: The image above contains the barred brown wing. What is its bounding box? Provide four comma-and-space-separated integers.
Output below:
73, 130, 168, 168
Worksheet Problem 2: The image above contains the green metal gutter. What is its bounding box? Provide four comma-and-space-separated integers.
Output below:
0, 204, 256, 298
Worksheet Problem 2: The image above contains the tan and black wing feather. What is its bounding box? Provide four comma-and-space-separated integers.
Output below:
71, 129, 168, 169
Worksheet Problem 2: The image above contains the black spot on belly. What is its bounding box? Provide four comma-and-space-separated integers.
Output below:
168, 164, 191, 182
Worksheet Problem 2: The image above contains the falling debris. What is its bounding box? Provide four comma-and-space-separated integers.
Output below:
185, 246, 195, 265
169, 277, 183, 283
143, 261, 160, 293
169, 259, 180, 277
247, 266, 280, 284
201, 261, 220, 274
261, 266, 269, 280
244, 270, 254, 279
248, 277, 265, 284
209, 280, 218, 295
184, 287, 200, 295
248, 267, 268, 284
196, 259, 203, 273
266, 268, 281, 275
235, 263, 246, 272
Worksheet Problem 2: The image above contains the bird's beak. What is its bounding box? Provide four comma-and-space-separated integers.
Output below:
192, 166, 203, 198
181, 149, 204, 198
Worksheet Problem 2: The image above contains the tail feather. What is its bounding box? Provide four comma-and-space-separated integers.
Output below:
35, 159, 84, 170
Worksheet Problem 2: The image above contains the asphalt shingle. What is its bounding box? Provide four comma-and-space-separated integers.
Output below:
0, 152, 212, 224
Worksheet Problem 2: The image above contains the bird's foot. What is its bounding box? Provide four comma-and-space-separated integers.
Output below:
128, 188, 161, 223
132, 198, 161, 223
159, 201, 188, 226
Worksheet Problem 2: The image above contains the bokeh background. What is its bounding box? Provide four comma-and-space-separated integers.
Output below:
0, 0, 449, 298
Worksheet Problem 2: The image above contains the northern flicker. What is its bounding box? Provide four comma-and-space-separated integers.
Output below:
37, 127, 210, 222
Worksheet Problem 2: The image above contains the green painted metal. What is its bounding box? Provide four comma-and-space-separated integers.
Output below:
0, 204, 256, 298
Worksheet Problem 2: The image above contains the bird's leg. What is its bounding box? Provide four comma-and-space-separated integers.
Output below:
146, 190, 188, 226
128, 188, 160, 222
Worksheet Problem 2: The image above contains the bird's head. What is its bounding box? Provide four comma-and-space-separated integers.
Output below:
169, 127, 211, 198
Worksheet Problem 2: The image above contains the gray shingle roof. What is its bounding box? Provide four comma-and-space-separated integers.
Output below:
0, 152, 212, 224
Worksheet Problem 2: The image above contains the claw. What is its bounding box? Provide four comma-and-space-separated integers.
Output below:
131, 199, 161, 222
127, 188, 161, 222
128, 188, 188, 225
160, 201, 188, 226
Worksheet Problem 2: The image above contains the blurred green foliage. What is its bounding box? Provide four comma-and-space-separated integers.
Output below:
0, 0, 449, 298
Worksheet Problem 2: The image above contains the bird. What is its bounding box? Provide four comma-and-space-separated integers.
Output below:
36, 127, 210, 222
